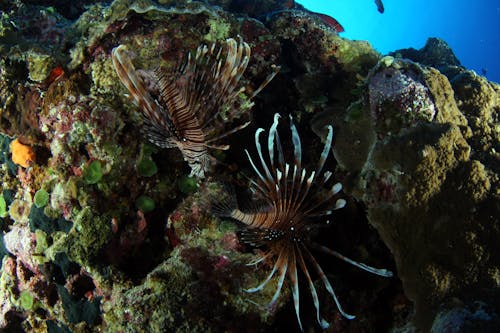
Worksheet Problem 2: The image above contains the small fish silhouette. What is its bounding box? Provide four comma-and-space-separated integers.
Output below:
375, 0, 385, 13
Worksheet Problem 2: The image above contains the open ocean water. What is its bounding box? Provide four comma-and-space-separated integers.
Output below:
299, 0, 500, 83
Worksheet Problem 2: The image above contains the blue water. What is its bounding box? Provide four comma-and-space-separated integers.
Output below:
298, 0, 500, 83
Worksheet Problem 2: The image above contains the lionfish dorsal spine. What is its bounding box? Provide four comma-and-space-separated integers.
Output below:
251, 64, 280, 99
268, 113, 280, 173
112, 45, 171, 132
289, 115, 302, 171
255, 128, 275, 184
112, 45, 178, 148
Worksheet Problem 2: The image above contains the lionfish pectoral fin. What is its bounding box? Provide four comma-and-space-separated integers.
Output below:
250, 64, 280, 99
204, 120, 251, 145
268, 249, 288, 308
246, 255, 267, 267
312, 243, 393, 277
244, 255, 278, 293
287, 247, 304, 332
296, 245, 330, 329
210, 183, 238, 218
141, 117, 177, 149
302, 245, 356, 320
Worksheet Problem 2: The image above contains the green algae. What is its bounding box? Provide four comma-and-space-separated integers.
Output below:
19, 290, 35, 311
135, 195, 155, 213
83, 160, 103, 185
26, 51, 55, 82
44, 206, 111, 271
178, 175, 198, 194
34, 229, 50, 264
204, 17, 231, 42
0, 194, 6, 218
137, 157, 157, 177
34, 189, 50, 208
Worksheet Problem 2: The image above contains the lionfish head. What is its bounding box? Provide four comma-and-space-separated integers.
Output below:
217, 113, 393, 330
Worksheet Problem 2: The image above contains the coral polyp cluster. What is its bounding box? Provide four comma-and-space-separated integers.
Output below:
368, 58, 437, 134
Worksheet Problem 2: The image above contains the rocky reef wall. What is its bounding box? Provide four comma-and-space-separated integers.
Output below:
0, 0, 498, 332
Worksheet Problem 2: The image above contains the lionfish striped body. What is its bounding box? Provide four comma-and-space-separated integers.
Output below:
216, 114, 393, 330
112, 38, 277, 178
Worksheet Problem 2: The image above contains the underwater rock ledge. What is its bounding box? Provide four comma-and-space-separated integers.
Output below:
1, 0, 499, 332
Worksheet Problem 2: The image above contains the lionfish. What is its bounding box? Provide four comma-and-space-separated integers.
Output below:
112, 38, 278, 178
215, 113, 393, 330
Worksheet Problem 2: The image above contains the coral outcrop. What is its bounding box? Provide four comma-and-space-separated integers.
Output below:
0, 0, 498, 332
330, 44, 500, 331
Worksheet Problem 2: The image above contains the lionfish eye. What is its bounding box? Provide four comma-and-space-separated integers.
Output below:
181, 137, 187, 142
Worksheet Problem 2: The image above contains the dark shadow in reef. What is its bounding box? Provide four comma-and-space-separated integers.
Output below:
22, 0, 112, 20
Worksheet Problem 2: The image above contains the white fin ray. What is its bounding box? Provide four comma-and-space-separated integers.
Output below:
303, 182, 344, 216
255, 128, 275, 186
314, 125, 333, 181
296, 243, 330, 329
268, 113, 281, 175
245, 256, 279, 293
269, 253, 289, 307
287, 247, 303, 332
302, 245, 356, 320
311, 243, 394, 277
289, 115, 302, 174
245, 149, 267, 187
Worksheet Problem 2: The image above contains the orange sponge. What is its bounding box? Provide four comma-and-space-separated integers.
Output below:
10, 138, 36, 168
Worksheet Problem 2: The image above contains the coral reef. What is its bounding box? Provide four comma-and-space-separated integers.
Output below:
0, 0, 498, 332
330, 42, 500, 331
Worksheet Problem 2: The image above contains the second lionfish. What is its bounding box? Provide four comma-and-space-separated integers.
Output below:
112, 38, 278, 178
215, 114, 393, 330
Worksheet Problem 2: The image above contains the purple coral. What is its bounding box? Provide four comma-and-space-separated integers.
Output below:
368, 64, 436, 132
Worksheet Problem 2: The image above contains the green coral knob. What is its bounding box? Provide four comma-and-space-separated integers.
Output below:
83, 160, 103, 184
0, 195, 7, 218
137, 158, 158, 177
135, 195, 155, 213
19, 290, 35, 310
178, 176, 198, 194
34, 189, 50, 208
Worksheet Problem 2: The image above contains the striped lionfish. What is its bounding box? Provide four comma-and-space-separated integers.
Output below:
112, 38, 278, 178
215, 114, 393, 330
